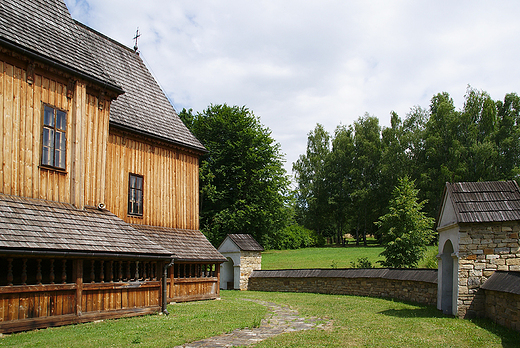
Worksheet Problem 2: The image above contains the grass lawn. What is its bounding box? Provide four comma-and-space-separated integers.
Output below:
2, 291, 519, 347
262, 245, 438, 270
0, 295, 267, 348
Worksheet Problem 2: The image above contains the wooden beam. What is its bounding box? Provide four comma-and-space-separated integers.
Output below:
74, 259, 83, 317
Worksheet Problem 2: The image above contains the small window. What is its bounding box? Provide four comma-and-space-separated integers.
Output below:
41, 105, 67, 169
128, 173, 143, 216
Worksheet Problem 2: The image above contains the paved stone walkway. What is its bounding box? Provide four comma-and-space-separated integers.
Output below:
175, 299, 330, 347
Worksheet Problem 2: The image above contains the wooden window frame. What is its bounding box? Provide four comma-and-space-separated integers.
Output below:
128, 173, 144, 216
40, 104, 67, 170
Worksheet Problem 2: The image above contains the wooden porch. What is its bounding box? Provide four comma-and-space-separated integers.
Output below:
167, 262, 221, 302
0, 256, 164, 333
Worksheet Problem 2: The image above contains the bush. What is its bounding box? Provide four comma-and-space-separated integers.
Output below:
267, 224, 322, 250
350, 257, 373, 268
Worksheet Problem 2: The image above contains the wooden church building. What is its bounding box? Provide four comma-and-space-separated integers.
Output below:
0, 0, 225, 333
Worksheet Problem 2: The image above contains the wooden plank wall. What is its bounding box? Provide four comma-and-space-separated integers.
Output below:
82, 282, 160, 313
0, 287, 76, 321
0, 55, 110, 208
169, 279, 219, 302
167, 263, 220, 302
105, 131, 199, 229
82, 95, 110, 208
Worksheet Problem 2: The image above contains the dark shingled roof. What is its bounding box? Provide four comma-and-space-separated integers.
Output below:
225, 234, 264, 251
0, 194, 172, 258
0, 0, 121, 93
134, 225, 227, 263
250, 268, 438, 284
481, 271, 520, 295
75, 22, 206, 153
0, 0, 205, 152
443, 181, 520, 223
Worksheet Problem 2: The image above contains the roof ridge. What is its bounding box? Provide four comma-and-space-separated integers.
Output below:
74, 20, 136, 55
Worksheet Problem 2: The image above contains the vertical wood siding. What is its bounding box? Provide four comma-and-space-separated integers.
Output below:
105, 132, 199, 229
0, 57, 109, 208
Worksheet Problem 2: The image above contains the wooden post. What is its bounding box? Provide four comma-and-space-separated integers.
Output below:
61, 259, 67, 283
118, 261, 123, 282
7, 258, 13, 285
74, 259, 83, 317
21, 258, 27, 285
50, 259, 55, 284
90, 260, 95, 283
108, 261, 113, 282
36, 259, 42, 284
126, 261, 131, 281
100, 260, 104, 283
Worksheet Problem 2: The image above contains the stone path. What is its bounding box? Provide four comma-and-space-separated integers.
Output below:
175, 299, 330, 347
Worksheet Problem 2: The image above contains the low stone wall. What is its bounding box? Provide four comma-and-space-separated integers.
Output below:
481, 271, 520, 332
484, 290, 520, 331
248, 269, 438, 306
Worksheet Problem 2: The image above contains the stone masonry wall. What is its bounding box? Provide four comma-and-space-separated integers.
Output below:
248, 276, 437, 306
239, 251, 261, 290
457, 222, 520, 318
484, 290, 520, 331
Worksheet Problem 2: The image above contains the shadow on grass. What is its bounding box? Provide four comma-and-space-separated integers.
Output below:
470, 317, 520, 348
379, 307, 445, 319
380, 307, 520, 348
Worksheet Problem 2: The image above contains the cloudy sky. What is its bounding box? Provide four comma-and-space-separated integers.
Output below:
65, 0, 520, 176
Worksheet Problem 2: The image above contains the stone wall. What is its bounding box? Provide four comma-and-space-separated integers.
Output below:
484, 289, 520, 331
457, 222, 520, 318
248, 269, 438, 306
239, 251, 262, 290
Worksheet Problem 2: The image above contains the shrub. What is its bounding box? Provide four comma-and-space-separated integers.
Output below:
350, 257, 373, 268
267, 224, 321, 250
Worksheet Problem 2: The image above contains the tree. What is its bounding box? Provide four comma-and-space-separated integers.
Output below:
179, 105, 290, 247
376, 176, 435, 268
293, 124, 332, 235
351, 115, 382, 245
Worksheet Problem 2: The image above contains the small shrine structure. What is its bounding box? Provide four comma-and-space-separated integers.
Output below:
218, 234, 263, 290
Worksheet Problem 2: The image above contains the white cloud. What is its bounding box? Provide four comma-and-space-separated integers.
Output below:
64, 0, 520, 176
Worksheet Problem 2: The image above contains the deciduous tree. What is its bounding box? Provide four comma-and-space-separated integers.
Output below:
180, 105, 289, 247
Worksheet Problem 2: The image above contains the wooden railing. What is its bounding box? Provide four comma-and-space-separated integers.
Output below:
167, 262, 220, 302
0, 257, 163, 333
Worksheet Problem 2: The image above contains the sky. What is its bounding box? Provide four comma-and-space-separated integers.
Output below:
64, 0, 520, 176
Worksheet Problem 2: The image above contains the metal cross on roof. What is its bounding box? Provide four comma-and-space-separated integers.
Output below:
133, 28, 141, 52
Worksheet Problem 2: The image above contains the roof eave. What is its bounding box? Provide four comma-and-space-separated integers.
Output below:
0, 36, 125, 96
0, 247, 174, 260
175, 257, 228, 263
109, 121, 208, 155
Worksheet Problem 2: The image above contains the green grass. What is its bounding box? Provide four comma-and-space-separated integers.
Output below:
262, 245, 438, 269
0, 296, 267, 348
2, 291, 518, 347
229, 291, 520, 348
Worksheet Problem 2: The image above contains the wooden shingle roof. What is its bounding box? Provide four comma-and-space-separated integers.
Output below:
481, 271, 520, 295
0, 194, 172, 258
226, 234, 264, 251
0, 0, 206, 153
134, 225, 227, 263
75, 22, 206, 153
250, 269, 438, 284
443, 181, 520, 223
0, 0, 122, 94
